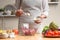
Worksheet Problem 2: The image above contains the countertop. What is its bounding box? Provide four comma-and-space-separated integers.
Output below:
0, 34, 60, 40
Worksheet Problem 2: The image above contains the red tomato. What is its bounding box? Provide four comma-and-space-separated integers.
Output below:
54, 31, 59, 35
47, 30, 54, 35
45, 33, 51, 37
45, 31, 52, 36
12, 29, 19, 35
58, 31, 60, 35
16, 9, 23, 17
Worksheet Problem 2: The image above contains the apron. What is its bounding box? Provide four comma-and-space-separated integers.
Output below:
18, 0, 42, 34
17, 0, 47, 34
19, 0, 43, 22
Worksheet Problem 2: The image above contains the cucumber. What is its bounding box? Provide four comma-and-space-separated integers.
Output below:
42, 26, 49, 34
49, 22, 58, 30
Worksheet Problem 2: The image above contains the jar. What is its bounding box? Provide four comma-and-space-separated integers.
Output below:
19, 23, 37, 36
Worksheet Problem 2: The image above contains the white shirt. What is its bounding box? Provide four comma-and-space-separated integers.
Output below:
16, 0, 49, 34
16, 0, 49, 16
16, 0, 49, 23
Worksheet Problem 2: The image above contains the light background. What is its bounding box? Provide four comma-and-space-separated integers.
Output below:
0, 0, 60, 33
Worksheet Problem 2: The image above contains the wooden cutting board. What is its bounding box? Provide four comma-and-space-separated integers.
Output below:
0, 34, 60, 40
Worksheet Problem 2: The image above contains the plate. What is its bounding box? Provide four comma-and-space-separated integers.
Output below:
44, 35, 60, 38
43, 34, 60, 38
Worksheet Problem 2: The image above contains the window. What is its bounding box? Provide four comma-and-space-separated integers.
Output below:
48, 0, 59, 5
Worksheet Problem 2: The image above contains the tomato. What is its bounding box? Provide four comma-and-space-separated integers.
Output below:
45, 30, 60, 37
58, 31, 60, 35
16, 10, 23, 17
54, 31, 59, 35
45, 30, 52, 37
45, 33, 51, 37
12, 29, 19, 35
47, 30, 54, 35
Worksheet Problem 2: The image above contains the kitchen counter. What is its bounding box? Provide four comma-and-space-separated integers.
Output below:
0, 34, 60, 40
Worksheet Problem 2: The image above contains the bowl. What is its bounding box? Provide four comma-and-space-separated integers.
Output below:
21, 27, 37, 36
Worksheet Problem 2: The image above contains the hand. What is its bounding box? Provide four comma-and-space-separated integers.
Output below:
40, 14, 47, 19
15, 9, 23, 17
34, 14, 47, 24
34, 19, 42, 24
34, 17, 43, 24
37, 14, 47, 19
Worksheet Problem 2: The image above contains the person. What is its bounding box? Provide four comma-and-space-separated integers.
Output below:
16, 0, 49, 34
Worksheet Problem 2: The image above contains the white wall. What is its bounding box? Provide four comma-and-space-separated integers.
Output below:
0, 0, 15, 8
0, 0, 60, 33
38, 4, 60, 33
0, 0, 18, 30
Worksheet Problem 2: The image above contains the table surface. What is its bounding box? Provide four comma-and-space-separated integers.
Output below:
0, 34, 60, 40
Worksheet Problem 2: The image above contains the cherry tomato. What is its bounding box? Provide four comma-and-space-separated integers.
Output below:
58, 31, 60, 35
12, 29, 19, 35
54, 31, 58, 35
45, 32, 52, 37
48, 30, 54, 35
16, 9, 23, 17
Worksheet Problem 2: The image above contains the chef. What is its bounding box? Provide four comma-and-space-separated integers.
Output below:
16, 0, 49, 34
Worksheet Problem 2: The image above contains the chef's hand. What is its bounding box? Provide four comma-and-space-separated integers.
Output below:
40, 14, 47, 19
15, 9, 23, 17
37, 14, 47, 20
34, 14, 47, 24
34, 17, 43, 24
34, 19, 42, 24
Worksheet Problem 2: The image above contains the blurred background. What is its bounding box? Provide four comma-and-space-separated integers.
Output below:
0, 0, 60, 33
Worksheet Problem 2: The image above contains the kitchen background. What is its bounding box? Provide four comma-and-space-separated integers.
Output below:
0, 0, 60, 33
